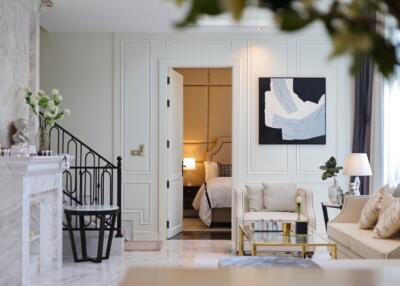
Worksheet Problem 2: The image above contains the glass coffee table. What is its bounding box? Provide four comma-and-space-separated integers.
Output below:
239, 224, 337, 259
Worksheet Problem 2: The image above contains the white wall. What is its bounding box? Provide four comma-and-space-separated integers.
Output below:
40, 28, 353, 242
40, 33, 114, 159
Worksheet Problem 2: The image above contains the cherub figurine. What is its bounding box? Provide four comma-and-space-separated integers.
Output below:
12, 118, 29, 144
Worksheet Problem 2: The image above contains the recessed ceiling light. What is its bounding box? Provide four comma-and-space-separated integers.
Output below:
256, 27, 264, 31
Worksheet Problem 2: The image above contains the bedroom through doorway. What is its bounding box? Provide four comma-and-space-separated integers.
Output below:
168, 67, 232, 240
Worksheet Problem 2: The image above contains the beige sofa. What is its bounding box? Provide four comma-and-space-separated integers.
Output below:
327, 196, 400, 259
236, 184, 316, 230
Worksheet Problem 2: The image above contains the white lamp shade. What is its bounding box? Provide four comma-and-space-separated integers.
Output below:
343, 153, 372, 176
183, 157, 196, 171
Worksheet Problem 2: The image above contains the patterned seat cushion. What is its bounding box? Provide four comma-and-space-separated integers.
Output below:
243, 211, 306, 222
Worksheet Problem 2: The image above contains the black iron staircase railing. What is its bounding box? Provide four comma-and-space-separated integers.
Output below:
47, 121, 122, 237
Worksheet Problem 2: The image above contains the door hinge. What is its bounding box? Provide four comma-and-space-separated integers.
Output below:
167, 180, 170, 188
167, 140, 170, 148
166, 220, 170, 229
167, 76, 170, 85
167, 99, 170, 107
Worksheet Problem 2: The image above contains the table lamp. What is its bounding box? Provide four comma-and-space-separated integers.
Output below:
343, 153, 372, 195
183, 157, 196, 186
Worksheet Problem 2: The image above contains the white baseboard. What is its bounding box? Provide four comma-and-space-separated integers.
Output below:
131, 231, 159, 241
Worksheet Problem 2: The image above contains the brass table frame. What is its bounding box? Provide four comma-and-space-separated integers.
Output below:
238, 224, 337, 259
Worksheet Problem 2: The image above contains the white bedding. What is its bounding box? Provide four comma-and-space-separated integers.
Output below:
192, 177, 232, 226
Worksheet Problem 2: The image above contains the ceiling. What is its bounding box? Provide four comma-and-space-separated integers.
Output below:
40, 0, 276, 33
40, 0, 187, 32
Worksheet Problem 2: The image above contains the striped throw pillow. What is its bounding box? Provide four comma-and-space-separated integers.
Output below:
217, 163, 232, 177
359, 186, 393, 229
374, 198, 400, 238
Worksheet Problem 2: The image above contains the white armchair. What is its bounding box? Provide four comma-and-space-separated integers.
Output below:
236, 183, 316, 230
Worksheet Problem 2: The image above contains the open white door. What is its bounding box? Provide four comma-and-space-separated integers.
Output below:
166, 68, 184, 239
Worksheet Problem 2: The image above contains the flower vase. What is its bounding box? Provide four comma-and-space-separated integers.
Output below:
328, 178, 340, 204
39, 126, 50, 153
297, 204, 301, 221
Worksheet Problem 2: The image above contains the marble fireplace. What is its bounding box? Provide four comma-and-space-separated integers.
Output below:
0, 156, 70, 285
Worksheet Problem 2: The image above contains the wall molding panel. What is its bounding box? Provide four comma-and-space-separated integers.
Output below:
166, 40, 233, 54
120, 39, 152, 174
122, 182, 151, 225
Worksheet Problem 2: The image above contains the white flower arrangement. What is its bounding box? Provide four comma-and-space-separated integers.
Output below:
25, 88, 70, 127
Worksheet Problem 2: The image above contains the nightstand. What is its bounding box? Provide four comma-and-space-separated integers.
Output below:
183, 185, 200, 217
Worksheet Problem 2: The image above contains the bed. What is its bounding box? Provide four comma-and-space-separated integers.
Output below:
192, 138, 232, 227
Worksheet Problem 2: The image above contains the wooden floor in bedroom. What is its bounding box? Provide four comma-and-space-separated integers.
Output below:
170, 218, 231, 240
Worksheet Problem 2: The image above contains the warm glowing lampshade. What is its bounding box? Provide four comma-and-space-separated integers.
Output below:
183, 157, 196, 171
343, 153, 372, 176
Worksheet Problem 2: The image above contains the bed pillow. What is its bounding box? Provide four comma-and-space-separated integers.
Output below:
262, 183, 297, 212
217, 163, 232, 177
204, 161, 219, 182
359, 185, 393, 229
245, 185, 264, 212
374, 198, 400, 238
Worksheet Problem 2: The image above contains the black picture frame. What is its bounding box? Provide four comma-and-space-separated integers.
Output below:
259, 77, 326, 145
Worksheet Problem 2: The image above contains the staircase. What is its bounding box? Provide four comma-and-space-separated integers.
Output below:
47, 121, 123, 238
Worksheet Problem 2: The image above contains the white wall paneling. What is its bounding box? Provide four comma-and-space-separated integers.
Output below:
122, 182, 151, 224
41, 29, 353, 245
166, 40, 233, 54
121, 40, 151, 174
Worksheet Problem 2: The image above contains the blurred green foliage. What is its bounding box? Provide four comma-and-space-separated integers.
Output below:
175, 0, 400, 77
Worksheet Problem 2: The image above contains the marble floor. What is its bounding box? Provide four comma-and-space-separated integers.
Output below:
30, 239, 400, 286
30, 240, 234, 286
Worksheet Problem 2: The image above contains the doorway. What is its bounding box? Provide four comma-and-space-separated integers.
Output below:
166, 67, 233, 240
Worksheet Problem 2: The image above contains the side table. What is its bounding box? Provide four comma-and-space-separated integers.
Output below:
321, 202, 343, 230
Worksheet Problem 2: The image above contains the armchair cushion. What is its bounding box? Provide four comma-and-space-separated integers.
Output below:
263, 183, 297, 212
359, 186, 393, 229
245, 185, 264, 212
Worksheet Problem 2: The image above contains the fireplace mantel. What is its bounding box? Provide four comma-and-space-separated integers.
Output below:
0, 155, 70, 285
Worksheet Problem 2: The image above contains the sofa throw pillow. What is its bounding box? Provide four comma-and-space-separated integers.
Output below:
393, 184, 400, 198
217, 163, 232, 177
374, 198, 400, 238
359, 185, 393, 229
262, 183, 297, 212
245, 185, 264, 212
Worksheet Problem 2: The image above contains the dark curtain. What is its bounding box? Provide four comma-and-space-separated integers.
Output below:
353, 54, 374, 195
352, 3, 375, 195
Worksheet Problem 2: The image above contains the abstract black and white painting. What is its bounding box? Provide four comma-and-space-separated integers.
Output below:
259, 77, 326, 144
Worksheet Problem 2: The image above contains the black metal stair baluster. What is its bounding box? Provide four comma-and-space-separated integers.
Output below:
45, 118, 122, 236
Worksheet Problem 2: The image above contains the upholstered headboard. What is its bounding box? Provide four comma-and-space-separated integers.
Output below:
206, 137, 232, 163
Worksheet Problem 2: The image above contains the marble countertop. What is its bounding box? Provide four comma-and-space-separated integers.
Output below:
0, 155, 72, 177
0, 155, 68, 162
